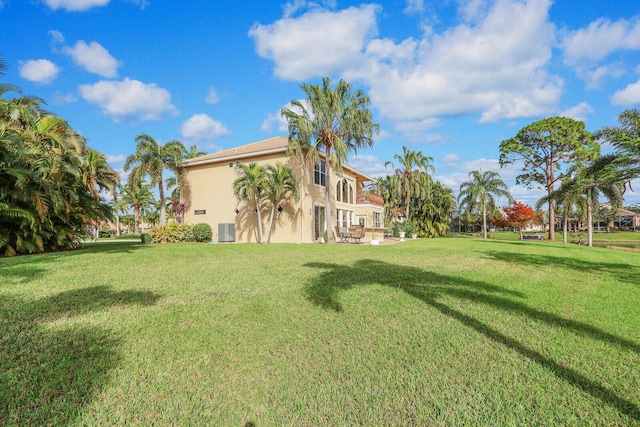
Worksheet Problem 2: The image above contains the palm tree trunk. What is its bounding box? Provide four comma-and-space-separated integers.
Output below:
325, 147, 335, 243
266, 201, 276, 243
482, 200, 488, 239
134, 206, 140, 234
116, 213, 121, 237
563, 210, 568, 244
158, 181, 166, 226
254, 195, 264, 244
587, 190, 593, 247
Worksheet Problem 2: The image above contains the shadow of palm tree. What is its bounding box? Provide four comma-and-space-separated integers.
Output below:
303, 259, 640, 421
0, 286, 161, 425
481, 250, 640, 285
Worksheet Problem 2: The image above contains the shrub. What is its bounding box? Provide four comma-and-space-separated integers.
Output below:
140, 233, 152, 244
403, 220, 416, 235
148, 222, 194, 243
193, 223, 212, 242
391, 221, 402, 237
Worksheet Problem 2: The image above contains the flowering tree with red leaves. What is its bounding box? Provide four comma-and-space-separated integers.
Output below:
493, 201, 544, 240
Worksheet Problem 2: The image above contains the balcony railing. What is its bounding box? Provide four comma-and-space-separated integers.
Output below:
356, 191, 384, 207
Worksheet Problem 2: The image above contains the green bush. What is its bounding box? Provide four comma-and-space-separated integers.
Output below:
193, 223, 212, 242
403, 220, 416, 235
140, 233, 152, 244
148, 222, 194, 243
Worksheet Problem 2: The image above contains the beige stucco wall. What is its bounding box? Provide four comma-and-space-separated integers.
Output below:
183, 151, 384, 243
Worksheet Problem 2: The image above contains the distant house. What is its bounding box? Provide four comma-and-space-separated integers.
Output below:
596, 203, 639, 231
181, 136, 385, 243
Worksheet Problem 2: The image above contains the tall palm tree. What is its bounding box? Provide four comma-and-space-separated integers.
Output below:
385, 146, 435, 220
264, 163, 299, 243
233, 162, 269, 244
458, 170, 512, 239
281, 77, 379, 243
121, 183, 155, 234
124, 134, 186, 226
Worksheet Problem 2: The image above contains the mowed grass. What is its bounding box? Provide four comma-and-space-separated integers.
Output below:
1, 238, 639, 426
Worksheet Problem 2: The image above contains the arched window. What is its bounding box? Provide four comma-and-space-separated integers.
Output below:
342, 180, 349, 204
348, 183, 353, 204
336, 181, 342, 202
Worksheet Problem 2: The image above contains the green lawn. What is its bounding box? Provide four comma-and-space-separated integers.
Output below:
492, 230, 640, 243
1, 239, 639, 425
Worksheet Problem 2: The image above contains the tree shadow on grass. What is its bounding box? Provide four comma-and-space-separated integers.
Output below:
481, 249, 640, 285
303, 259, 640, 421
0, 242, 148, 285
0, 286, 161, 425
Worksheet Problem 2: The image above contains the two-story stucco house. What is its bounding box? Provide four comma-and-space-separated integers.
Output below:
181, 136, 385, 243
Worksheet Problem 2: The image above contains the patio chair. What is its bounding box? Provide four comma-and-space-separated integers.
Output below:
351, 226, 365, 244
338, 227, 351, 243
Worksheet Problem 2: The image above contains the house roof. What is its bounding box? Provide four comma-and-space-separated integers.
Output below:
600, 203, 639, 218
182, 135, 377, 182
182, 136, 289, 166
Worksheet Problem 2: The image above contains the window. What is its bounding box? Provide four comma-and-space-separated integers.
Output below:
373, 212, 382, 229
314, 161, 326, 186
336, 181, 342, 202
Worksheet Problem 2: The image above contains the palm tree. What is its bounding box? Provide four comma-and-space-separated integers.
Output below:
554, 155, 624, 247
458, 170, 512, 239
121, 183, 155, 234
233, 162, 269, 243
385, 146, 435, 220
185, 145, 207, 159
596, 109, 640, 183
124, 134, 186, 226
281, 77, 379, 243
264, 163, 299, 243
109, 187, 130, 236
376, 174, 402, 223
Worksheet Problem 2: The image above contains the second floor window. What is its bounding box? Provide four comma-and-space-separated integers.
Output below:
314, 161, 326, 187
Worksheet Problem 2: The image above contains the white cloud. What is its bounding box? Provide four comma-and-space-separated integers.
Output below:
460, 158, 500, 173
611, 79, 640, 106
442, 153, 461, 167
562, 17, 640, 66
64, 40, 120, 78
19, 59, 60, 84
371, 0, 561, 124
261, 112, 289, 134
205, 88, 220, 104
43, 0, 110, 12
560, 102, 594, 122
404, 0, 424, 15
249, 4, 380, 80
282, 0, 337, 18
252, 0, 561, 126
261, 99, 311, 134
180, 114, 230, 141
562, 17, 640, 88
49, 30, 65, 44
51, 91, 78, 105
106, 154, 127, 164
79, 78, 178, 122
346, 153, 388, 178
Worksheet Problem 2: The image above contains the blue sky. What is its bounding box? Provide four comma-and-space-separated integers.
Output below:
3, 0, 640, 206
